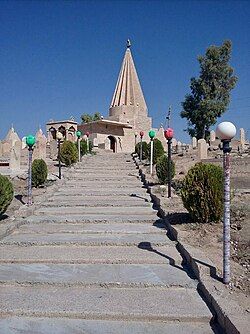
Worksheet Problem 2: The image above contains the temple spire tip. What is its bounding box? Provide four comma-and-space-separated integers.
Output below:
127, 39, 131, 49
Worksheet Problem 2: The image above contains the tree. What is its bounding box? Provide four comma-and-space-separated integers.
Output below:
81, 112, 101, 124
81, 113, 93, 123
93, 112, 101, 121
181, 40, 237, 139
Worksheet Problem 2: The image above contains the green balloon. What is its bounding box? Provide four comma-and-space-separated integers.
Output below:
26, 135, 36, 147
76, 130, 82, 138
148, 130, 155, 139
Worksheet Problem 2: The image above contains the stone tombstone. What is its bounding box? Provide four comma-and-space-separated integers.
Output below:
198, 139, 208, 159
50, 140, 58, 160
34, 129, 47, 161
192, 137, 197, 149
172, 138, 177, 147
240, 128, 245, 149
9, 139, 22, 170
210, 130, 216, 142
22, 137, 27, 150
176, 141, 182, 153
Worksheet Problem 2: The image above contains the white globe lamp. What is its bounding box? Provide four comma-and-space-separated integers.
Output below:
216, 121, 236, 141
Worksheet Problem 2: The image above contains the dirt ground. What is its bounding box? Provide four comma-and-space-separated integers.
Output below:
153, 151, 250, 311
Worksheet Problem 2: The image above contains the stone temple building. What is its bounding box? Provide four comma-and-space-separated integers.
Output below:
46, 40, 152, 153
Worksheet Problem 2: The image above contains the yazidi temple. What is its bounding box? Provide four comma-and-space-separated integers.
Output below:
46, 40, 152, 153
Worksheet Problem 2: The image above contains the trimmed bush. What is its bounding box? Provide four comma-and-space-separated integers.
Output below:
60, 140, 78, 166
156, 155, 175, 184
147, 138, 165, 164
32, 159, 48, 187
135, 141, 148, 160
0, 174, 14, 216
181, 162, 223, 224
76, 140, 93, 156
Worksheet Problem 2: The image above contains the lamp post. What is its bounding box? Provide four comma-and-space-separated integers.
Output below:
164, 127, 174, 198
26, 135, 36, 206
76, 130, 82, 162
56, 131, 63, 179
216, 121, 236, 284
139, 131, 144, 162
86, 131, 90, 153
148, 130, 155, 175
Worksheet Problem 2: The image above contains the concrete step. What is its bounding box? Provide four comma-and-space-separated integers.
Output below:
24, 214, 160, 224
0, 317, 217, 334
55, 188, 148, 196
0, 232, 171, 246
0, 245, 181, 265
43, 196, 151, 207
16, 222, 165, 235
65, 176, 141, 181
0, 285, 212, 322
34, 206, 156, 216
0, 263, 197, 288
61, 181, 143, 188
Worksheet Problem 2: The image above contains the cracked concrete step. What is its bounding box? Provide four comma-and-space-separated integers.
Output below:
0, 245, 181, 265
0, 232, 172, 246
34, 206, 156, 216
15, 222, 165, 234
0, 286, 212, 322
54, 188, 148, 196
0, 263, 197, 288
0, 317, 218, 334
60, 182, 143, 188
25, 214, 160, 224
43, 197, 151, 207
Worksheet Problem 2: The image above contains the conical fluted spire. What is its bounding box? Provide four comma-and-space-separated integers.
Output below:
110, 43, 147, 110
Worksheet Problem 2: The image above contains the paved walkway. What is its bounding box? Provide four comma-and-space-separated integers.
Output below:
0, 152, 220, 333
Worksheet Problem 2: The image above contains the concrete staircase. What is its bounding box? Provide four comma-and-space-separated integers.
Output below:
0, 152, 220, 333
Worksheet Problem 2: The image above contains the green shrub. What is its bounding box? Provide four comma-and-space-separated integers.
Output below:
75, 140, 93, 156
32, 159, 48, 187
181, 162, 223, 224
60, 140, 78, 166
147, 138, 165, 164
0, 174, 14, 216
156, 155, 175, 184
135, 141, 148, 160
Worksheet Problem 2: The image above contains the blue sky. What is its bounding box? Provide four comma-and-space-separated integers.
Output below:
1, 0, 249, 142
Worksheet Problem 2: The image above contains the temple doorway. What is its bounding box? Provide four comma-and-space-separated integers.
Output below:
108, 136, 116, 152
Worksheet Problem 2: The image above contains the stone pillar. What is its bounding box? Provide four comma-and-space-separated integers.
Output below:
198, 139, 208, 159
9, 140, 22, 170
0, 141, 2, 157
176, 141, 182, 154
210, 130, 216, 142
192, 137, 197, 149
240, 128, 245, 150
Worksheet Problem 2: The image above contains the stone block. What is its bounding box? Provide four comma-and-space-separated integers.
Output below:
198, 139, 208, 159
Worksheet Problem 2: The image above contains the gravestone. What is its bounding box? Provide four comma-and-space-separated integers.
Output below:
176, 141, 182, 154
22, 137, 27, 149
9, 140, 22, 170
192, 137, 197, 149
198, 139, 207, 159
240, 128, 245, 150
33, 129, 47, 161
210, 130, 216, 142
50, 140, 58, 160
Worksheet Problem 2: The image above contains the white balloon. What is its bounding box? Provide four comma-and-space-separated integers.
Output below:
216, 122, 236, 140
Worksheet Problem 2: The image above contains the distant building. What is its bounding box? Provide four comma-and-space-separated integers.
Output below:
46, 41, 152, 152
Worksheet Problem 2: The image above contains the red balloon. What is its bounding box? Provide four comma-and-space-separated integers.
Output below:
164, 128, 174, 139
86, 131, 90, 137
140, 131, 144, 138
